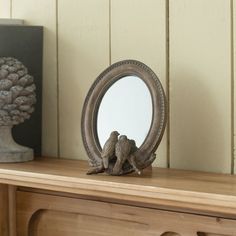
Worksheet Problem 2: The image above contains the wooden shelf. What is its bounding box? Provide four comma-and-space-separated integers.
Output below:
0, 157, 236, 217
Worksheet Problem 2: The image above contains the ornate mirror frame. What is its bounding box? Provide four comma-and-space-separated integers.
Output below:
81, 60, 167, 175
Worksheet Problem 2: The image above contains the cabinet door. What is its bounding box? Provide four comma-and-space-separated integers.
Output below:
16, 190, 236, 236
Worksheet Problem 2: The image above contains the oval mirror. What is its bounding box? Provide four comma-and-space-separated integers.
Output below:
81, 60, 167, 175
97, 75, 152, 148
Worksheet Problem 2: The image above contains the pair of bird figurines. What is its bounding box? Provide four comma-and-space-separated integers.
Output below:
87, 131, 141, 176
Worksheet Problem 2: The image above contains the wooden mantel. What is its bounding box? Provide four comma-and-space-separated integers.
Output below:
0, 157, 236, 219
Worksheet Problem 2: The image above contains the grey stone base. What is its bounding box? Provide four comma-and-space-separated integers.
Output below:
0, 148, 33, 163
0, 126, 34, 163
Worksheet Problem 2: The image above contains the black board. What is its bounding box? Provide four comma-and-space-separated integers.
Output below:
0, 25, 43, 156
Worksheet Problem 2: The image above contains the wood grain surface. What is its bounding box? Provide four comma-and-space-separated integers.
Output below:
0, 185, 16, 236
0, 158, 236, 217
0, 184, 8, 236
17, 190, 236, 236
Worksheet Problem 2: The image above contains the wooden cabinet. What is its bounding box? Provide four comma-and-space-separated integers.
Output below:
16, 190, 236, 236
0, 158, 236, 235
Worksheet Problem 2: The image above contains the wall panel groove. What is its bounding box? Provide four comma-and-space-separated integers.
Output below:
233, 0, 236, 174
166, 0, 170, 168
56, 0, 60, 158
231, 0, 234, 174
9, 0, 11, 18
109, 0, 111, 66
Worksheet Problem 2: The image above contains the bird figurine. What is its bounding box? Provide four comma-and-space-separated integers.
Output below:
87, 132, 142, 175
127, 139, 141, 175
113, 135, 132, 175
101, 130, 120, 169
87, 130, 119, 175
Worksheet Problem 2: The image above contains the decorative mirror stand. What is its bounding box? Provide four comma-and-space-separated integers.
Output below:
82, 60, 167, 176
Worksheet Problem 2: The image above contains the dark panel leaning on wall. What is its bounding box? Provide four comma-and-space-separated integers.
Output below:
0, 25, 43, 156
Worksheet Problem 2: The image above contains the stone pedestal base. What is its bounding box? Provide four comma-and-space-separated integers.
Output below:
0, 126, 33, 163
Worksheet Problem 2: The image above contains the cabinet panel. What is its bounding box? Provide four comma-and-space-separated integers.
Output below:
198, 233, 231, 236
0, 184, 8, 236
17, 190, 236, 236
29, 210, 152, 236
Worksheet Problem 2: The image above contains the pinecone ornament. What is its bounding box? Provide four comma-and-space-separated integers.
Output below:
0, 57, 36, 162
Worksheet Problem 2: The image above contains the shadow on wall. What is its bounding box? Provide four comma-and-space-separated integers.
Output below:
170, 70, 230, 173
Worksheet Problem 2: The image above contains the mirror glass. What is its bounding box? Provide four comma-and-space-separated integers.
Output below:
97, 75, 152, 148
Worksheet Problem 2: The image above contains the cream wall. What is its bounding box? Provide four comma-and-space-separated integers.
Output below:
0, 0, 235, 174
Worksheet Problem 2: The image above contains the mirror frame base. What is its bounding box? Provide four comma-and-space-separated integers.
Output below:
81, 60, 167, 176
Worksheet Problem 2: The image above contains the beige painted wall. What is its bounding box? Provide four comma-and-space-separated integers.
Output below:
0, 0, 235, 173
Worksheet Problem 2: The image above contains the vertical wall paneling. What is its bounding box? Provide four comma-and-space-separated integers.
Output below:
11, 0, 58, 157
111, 0, 168, 167
169, 0, 232, 173
233, 0, 236, 174
58, 0, 110, 159
0, 0, 10, 18
1, 0, 233, 173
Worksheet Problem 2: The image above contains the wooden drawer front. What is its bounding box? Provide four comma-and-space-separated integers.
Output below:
16, 190, 236, 236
